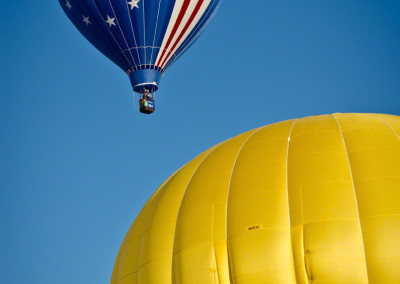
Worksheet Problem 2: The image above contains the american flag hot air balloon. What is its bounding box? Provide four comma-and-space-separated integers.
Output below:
59, 0, 222, 113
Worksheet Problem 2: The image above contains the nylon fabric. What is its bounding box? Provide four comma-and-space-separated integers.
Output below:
227, 120, 297, 283
137, 147, 216, 283
111, 114, 400, 284
288, 115, 368, 283
173, 130, 256, 283
59, 0, 222, 92
334, 113, 400, 283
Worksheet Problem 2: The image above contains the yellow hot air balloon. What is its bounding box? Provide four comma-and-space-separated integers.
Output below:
111, 113, 400, 284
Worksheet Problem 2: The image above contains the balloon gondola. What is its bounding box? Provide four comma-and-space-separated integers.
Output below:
59, 0, 222, 114
139, 88, 155, 114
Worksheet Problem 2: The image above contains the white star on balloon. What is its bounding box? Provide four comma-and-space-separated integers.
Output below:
83, 15, 91, 26
105, 15, 116, 28
66, 0, 72, 10
127, 0, 140, 10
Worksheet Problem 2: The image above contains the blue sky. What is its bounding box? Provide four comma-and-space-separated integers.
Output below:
1, 1, 400, 283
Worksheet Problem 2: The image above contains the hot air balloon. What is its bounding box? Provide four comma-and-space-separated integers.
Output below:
59, 0, 222, 114
111, 113, 400, 283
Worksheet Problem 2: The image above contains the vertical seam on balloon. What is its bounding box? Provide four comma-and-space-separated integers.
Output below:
300, 183, 311, 283
372, 114, 400, 142
332, 113, 370, 284
303, 229, 312, 283
163, 0, 218, 70
286, 119, 297, 230
125, 0, 143, 66
91, 0, 134, 70
159, 0, 205, 68
211, 203, 215, 254
142, 0, 147, 66
211, 245, 219, 284
171, 144, 221, 284
285, 119, 299, 284
211, 204, 220, 283
224, 127, 262, 282
150, 0, 163, 65
108, 0, 138, 70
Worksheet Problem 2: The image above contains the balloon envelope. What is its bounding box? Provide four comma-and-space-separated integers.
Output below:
111, 113, 400, 283
59, 0, 222, 92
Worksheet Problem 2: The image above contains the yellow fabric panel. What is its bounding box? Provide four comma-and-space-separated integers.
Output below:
173, 130, 255, 284
173, 242, 220, 283
288, 115, 367, 283
302, 221, 367, 283
374, 114, 400, 137
137, 147, 216, 284
227, 120, 297, 283
361, 215, 400, 283
334, 113, 400, 283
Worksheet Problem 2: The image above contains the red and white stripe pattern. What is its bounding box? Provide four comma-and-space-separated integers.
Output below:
155, 0, 211, 69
